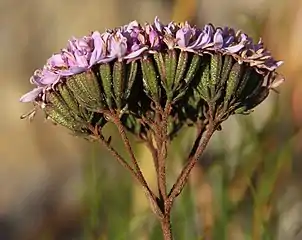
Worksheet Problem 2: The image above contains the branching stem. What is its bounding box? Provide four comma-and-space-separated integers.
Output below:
91, 123, 162, 218
96, 105, 216, 240
168, 121, 216, 203
156, 104, 171, 203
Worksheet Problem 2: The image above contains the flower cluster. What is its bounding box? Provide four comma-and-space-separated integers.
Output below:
20, 17, 283, 140
20, 17, 282, 104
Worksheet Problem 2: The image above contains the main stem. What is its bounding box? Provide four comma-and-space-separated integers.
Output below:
160, 215, 173, 240
99, 108, 215, 240
153, 104, 173, 240
157, 104, 170, 202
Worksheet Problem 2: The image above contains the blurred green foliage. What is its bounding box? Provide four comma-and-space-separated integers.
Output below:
78, 97, 294, 240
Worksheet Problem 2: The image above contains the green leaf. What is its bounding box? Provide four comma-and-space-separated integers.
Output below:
141, 58, 160, 102
219, 55, 234, 88
184, 54, 201, 84
153, 52, 165, 82
244, 87, 269, 111
57, 84, 79, 114
113, 61, 125, 109
84, 70, 102, 102
243, 70, 264, 99
224, 62, 243, 105
210, 54, 222, 91
66, 75, 91, 105
66, 72, 103, 111
174, 51, 188, 89
236, 67, 252, 99
44, 106, 77, 131
164, 50, 177, 100
125, 61, 138, 99
197, 61, 211, 101
99, 63, 113, 108
47, 91, 73, 118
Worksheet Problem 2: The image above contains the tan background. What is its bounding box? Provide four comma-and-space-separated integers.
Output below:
1, 0, 302, 239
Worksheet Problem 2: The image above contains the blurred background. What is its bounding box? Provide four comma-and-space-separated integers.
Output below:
1, 0, 301, 239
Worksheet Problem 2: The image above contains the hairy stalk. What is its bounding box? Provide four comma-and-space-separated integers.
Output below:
152, 104, 174, 240
89, 125, 135, 176
96, 134, 139, 184
113, 116, 168, 218
99, 110, 152, 195
156, 104, 171, 203
160, 214, 173, 240
168, 121, 216, 202
114, 116, 148, 184
92, 125, 162, 218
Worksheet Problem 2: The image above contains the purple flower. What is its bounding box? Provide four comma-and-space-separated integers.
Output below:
59, 37, 92, 73
176, 23, 193, 48
186, 25, 213, 50
20, 69, 61, 102
213, 28, 224, 49
144, 25, 164, 53
222, 33, 246, 53
89, 31, 105, 65
154, 16, 163, 32
164, 22, 178, 35
47, 53, 66, 68
20, 87, 44, 102
109, 32, 128, 59
20, 17, 283, 103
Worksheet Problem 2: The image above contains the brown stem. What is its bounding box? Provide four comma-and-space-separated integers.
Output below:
168, 122, 216, 201
153, 104, 174, 240
158, 143, 168, 201
93, 125, 163, 218
154, 104, 170, 202
113, 118, 167, 215
114, 118, 145, 180
98, 110, 141, 174
96, 134, 140, 185
160, 215, 173, 240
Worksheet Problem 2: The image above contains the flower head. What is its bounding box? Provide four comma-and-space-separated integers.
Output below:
20, 17, 283, 139
21, 17, 282, 103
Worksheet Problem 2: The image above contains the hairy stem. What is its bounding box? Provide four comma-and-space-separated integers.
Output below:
153, 104, 174, 240
168, 122, 216, 202
156, 104, 170, 202
96, 135, 139, 182
113, 118, 167, 217
114, 118, 148, 184
160, 214, 173, 240
93, 126, 162, 218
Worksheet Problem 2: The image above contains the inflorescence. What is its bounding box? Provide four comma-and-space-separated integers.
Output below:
20, 17, 284, 140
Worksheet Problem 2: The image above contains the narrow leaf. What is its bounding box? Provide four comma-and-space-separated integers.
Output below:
141, 58, 160, 102
99, 63, 113, 108
113, 61, 125, 109
125, 61, 138, 99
